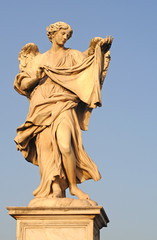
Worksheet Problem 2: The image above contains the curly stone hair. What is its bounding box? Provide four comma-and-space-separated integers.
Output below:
47, 21, 73, 43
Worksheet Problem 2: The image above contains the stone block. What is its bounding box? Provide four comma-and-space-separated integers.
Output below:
7, 206, 109, 240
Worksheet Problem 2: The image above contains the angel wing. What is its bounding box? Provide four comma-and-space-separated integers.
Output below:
14, 43, 40, 98
18, 43, 40, 72
100, 50, 111, 88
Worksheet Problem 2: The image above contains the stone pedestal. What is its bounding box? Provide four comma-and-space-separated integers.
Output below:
7, 206, 109, 240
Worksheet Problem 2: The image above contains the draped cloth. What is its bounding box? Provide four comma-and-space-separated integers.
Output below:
14, 45, 104, 197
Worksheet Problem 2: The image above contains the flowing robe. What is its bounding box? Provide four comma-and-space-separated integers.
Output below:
14, 46, 104, 197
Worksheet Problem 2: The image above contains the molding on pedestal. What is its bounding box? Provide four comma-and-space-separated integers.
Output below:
7, 205, 109, 240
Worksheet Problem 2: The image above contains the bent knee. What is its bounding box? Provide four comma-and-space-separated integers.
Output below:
56, 121, 72, 155
58, 142, 72, 156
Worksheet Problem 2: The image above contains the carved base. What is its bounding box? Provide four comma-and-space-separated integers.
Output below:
28, 197, 98, 207
7, 203, 109, 240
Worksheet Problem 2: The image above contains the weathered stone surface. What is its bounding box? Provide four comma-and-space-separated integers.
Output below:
14, 21, 113, 200
7, 206, 109, 240
28, 197, 98, 207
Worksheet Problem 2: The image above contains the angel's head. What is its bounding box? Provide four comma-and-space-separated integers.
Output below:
47, 22, 73, 46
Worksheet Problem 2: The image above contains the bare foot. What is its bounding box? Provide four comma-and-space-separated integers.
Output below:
70, 185, 90, 200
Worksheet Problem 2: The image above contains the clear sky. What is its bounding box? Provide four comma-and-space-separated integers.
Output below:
0, 0, 157, 239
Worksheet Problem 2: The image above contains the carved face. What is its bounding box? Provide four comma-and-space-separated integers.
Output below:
53, 29, 71, 46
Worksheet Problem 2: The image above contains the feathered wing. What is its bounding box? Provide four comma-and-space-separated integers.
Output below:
18, 43, 40, 72
14, 43, 40, 98
101, 50, 111, 88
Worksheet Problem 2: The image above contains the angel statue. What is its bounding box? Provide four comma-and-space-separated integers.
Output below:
14, 21, 113, 202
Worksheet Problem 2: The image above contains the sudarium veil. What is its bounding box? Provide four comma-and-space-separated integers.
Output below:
14, 21, 112, 199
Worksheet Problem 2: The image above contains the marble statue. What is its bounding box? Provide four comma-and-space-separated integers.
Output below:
14, 22, 113, 201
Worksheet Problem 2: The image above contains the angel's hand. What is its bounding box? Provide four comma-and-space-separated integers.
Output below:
89, 37, 102, 49
87, 37, 102, 55
36, 67, 45, 79
99, 36, 113, 53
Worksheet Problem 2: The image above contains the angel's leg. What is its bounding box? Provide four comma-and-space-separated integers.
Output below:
56, 119, 90, 200
36, 127, 62, 198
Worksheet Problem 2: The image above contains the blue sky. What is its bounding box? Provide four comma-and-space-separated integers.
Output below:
0, 1, 157, 239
